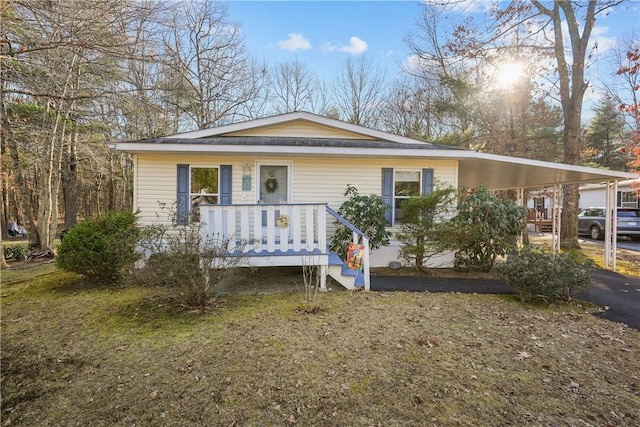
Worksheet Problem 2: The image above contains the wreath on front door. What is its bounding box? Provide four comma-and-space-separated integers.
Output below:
265, 171, 278, 193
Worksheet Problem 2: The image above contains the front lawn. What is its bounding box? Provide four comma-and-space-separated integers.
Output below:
1, 265, 639, 426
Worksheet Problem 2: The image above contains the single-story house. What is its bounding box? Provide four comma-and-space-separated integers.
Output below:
579, 179, 640, 209
113, 112, 637, 290
529, 178, 639, 218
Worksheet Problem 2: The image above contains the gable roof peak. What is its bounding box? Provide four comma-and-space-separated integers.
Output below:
164, 111, 434, 146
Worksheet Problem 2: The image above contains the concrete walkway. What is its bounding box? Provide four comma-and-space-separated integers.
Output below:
371, 270, 640, 331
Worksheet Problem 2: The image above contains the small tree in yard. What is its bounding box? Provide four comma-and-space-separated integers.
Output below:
496, 245, 594, 303
56, 211, 139, 282
436, 187, 527, 271
396, 188, 456, 272
136, 204, 246, 307
297, 259, 322, 314
330, 185, 390, 259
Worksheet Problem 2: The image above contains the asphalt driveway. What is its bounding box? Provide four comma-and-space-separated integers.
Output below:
577, 269, 640, 330
371, 270, 640, 331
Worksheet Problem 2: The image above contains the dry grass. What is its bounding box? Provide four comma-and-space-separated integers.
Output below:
2, 264, 639, 426
578, 241, 640, 278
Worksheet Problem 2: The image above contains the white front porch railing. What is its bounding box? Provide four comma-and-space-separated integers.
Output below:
198, 203, 371, 290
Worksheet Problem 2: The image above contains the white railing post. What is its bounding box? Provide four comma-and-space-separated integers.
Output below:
226, 206, 236, 251
240, 205, 250, 252
363, 236, 370, 291
317, 205, 326, 252
266, 206, 276, 252
253, 205, 263, 253
279, 204, 289, 252
292, 205, 301, 252
305, 205, 314, 251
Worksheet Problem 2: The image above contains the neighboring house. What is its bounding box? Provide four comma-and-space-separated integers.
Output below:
114, 112, 636, 289
579, 179, 640, 209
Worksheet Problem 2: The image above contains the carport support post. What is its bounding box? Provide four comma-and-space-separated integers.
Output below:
551, 185, 562, 254
516, 187, 524, 248
604, 180, 618, 271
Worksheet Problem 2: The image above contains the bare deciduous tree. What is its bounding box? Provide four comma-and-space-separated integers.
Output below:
268, 59, 318, 114
159, 0, 261, 130
333, 56, 387, 127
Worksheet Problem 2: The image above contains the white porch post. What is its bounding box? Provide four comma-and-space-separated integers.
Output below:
551, 185, 562, 254
604, 180, 619, 271
613, 180, 618, 272
516, 187, 524, 248
363, 236, 371, 291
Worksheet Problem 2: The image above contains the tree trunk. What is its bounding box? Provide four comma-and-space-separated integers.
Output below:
0, 84, 40, 249
0, 234, 8, 269
63, 128, 79, 230
531, 0, 597, 249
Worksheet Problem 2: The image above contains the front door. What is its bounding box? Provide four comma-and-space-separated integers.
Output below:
257, 164, 290, 236
258, 164, 289, 204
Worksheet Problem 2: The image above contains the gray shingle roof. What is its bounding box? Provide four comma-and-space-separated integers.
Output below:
135, 136, 464, 151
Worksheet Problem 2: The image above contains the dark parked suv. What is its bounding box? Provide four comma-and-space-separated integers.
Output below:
577, 207, 640, 240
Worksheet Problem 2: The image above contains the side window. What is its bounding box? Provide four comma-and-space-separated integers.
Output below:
191, 167, 219, 220
620, 191, 638, 208
394, 170, 421, 224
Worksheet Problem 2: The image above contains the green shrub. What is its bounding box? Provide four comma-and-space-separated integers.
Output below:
496, 245, 594, 302
396, 189, 456, 271
56, 211, 139, 282
330, 185, 390, 259
436, 187, 527, 271
3, 245, 29, 261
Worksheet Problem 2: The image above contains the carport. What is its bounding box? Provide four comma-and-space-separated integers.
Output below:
454, 151, 638, 271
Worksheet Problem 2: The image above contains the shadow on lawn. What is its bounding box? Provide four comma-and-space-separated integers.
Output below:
104, 292, 220, 334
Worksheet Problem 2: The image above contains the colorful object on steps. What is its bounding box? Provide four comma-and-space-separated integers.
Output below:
346, 242, 365, 271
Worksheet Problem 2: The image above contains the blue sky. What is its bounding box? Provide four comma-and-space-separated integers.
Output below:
223, 1, 423, 80
223, 0, 640, 86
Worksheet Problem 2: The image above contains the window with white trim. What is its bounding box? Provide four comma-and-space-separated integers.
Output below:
394, 170, 421, 224
620, 191, 638, 208
190, 167, 219, 220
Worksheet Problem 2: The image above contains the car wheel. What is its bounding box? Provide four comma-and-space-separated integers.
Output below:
590, 225, 603, 240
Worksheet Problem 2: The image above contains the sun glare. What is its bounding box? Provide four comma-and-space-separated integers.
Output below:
495, 61, 525, 88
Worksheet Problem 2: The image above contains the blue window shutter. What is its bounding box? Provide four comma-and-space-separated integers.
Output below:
422, 169, 434, 195
382, 168, 393, 225
177, 164, 189, 225
220, 165, 232, 205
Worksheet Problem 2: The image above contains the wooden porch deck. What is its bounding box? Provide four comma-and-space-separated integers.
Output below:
199, 203, 370, 290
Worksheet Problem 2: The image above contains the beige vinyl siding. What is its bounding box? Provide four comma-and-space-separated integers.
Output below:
291, 158, 457, 208
225, 120, 373, 140
135, 154, 458, 227
135, 154, 245, 225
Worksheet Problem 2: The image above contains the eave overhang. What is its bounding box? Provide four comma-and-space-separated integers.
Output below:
112, 140, 637, 190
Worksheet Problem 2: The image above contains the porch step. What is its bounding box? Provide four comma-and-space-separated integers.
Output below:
327, 252, 365, 289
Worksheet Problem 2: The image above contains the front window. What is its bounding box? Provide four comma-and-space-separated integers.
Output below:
190, 167, 219, 220
394, 170, 421, 224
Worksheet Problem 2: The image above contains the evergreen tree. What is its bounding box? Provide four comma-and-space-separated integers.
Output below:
585, 96, 628, 170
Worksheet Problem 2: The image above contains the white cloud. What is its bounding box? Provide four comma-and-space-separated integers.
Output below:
403, 54, 423, 73
322, 41, 337, 53
338, 36, 368, 54
277, 33, 311, 52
